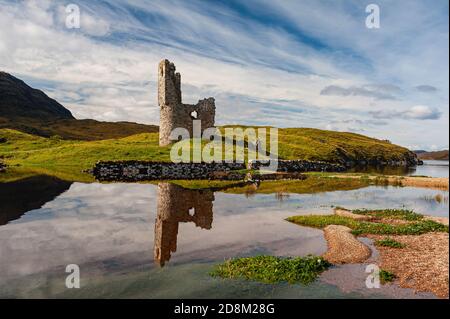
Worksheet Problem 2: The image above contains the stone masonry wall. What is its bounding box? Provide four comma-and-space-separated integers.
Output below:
93, 161, 246, 182
159, 59, 216, 146
248, 159, 346, 172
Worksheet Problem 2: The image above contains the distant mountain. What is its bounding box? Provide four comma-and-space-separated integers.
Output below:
415, 150, 449, 161
0, 72, 158, 140
0, 72, 74, 120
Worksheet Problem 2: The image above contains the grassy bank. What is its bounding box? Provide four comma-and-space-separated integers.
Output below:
223, 177, 371, 194
287, 209, 449, 236
375, 238, 406, 248
1, 126, 416, 177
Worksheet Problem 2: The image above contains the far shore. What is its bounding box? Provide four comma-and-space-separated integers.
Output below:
327, 174, 449, 191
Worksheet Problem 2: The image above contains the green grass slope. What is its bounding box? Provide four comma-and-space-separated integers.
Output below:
0, 126, 416, 179
0, 117, 158, 141
0, 129, 170, 173
278, 128, 415, 164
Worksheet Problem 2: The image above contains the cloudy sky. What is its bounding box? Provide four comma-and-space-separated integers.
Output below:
0, 0, 448, 150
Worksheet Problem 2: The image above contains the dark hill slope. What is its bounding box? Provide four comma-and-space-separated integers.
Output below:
0, 72, 74, 120
0, 72, 158, 140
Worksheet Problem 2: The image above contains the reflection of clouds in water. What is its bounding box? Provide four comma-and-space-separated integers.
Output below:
0, 183, 157, 280
411, 161, 449, 178
0, 182, 448, 283
215, 187, 449, 217
0, 183, 325, 280
42, 183, 157, 221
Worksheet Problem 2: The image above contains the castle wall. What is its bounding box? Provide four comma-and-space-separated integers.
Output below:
158, 59, 215, 146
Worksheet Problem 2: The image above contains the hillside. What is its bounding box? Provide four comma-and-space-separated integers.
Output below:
0, 72, 158, 140
0, 116, 158, 141
0, 72, 74, 120
277, 128, 417, 166
0, 127, 419, 179
416, 150, 449, 161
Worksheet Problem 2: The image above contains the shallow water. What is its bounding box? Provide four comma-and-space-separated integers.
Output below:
350, 160, 449, 178
0, 174, 447, 298
412, 160, 449, 178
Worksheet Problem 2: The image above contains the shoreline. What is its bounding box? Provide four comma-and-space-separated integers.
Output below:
327, 174, 449, 191
367, 232, 449, 298
288, 208, 449, 298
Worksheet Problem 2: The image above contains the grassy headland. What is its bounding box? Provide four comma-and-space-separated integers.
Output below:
1, 126, 417, 181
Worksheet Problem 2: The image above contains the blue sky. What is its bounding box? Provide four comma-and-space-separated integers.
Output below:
0, 0, 448, 150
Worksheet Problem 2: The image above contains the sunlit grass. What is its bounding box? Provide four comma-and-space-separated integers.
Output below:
1, 126, 416, 182
375, 238, 406, 249
287, 209, 448, 236
210, 255, 331, 285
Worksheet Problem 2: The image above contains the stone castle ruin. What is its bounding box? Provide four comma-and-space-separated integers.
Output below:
158, 59, 216, 146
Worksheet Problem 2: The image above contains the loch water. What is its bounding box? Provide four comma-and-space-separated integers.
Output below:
0, 161, 447, 298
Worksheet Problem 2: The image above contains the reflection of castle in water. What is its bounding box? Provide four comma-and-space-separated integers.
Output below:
154, 183, 214, 267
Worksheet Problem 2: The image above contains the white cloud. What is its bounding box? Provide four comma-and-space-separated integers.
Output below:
0, 0, 448, 150
371, 105, 442, 120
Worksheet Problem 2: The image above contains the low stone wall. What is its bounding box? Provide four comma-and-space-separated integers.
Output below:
343, 159, 422, 167
248, 159, 346, 173
92, 159, 347, 182
93, 161, 246, 182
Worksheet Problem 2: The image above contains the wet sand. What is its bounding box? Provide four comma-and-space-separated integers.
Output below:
320, 208, 449, 298
368, 232, 449, 298
322, 225, 371, 264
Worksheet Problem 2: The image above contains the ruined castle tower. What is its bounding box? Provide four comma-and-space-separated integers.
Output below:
153, 183, 214, 267
158, 59, 216, 146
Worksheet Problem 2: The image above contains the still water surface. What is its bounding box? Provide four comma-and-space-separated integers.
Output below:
0, 162, 447, 298
349, 160, 449, 178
